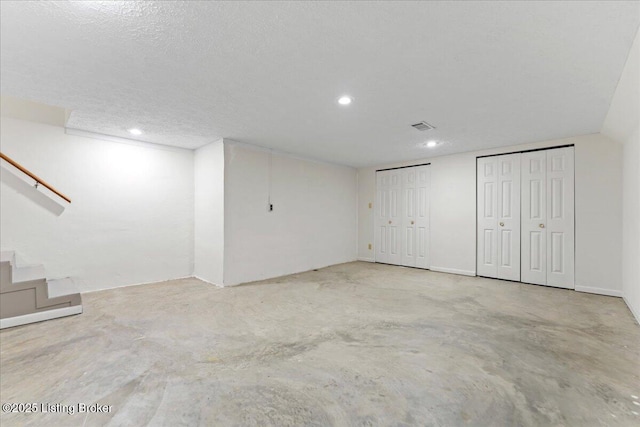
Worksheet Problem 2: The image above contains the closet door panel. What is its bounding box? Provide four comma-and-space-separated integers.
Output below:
375, 171, 390, 264
496, 154, 521, 281
521, 151, 547, 285
387, 169, 403, 265
477, 157, 499, 278
545, 147, 575, 289
415, 166, 431, 269
400, 168, 417, 267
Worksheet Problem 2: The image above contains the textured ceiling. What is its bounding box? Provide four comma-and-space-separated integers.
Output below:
1, 1, 638, 166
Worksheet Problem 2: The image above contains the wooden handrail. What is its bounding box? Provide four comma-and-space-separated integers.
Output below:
0, 152, 71, 203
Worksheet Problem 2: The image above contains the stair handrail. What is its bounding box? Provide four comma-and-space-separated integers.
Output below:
0, 152, 71, 203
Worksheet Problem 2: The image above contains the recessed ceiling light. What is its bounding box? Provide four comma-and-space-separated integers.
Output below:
128, 128, 143, 136
426, 141, 439, 148
337, 96, 353, 105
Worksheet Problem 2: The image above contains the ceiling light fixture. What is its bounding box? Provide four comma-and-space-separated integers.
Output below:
337, 95, 353, 105
426, 141, 439, 148
128, 128, 143, 136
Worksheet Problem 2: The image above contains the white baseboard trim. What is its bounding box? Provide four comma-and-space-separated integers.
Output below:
357, 257, 375, 263
83, 275, 194, 293
193, 275, 223, 287
0, 305, 83, 329
429, 266, 476, 277
575, 286, 622, 298
623, 297, 640, 325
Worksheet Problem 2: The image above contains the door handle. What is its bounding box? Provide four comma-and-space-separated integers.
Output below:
499, 222, 504, 227
411, 221, 414, 225
539, 224, 545, 228
388, 220, 392, 224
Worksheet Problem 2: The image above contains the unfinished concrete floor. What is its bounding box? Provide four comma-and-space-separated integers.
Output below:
1, 262, 639, 426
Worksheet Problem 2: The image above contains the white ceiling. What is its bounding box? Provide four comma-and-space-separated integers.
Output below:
1, 1, 638, 167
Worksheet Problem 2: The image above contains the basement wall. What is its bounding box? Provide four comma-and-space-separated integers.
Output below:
602, 28, 640, 323
223, 141, 357, 286
0, 117, 194, 292
194, 140, 224, 285
357, 133, 624, 297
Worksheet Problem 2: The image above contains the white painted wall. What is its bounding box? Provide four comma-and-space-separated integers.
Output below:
194, 141, 224, 285
574, 136, 623, 296
602, 28, 640, 323
358, 133, 623, 295
0, 117, 194, 292
223, 142, 357, 286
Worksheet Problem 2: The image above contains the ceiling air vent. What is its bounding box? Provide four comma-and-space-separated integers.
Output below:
411, 121, 436, 131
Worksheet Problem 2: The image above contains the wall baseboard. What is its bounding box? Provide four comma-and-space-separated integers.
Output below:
83, 275, 195, 294
430, 266, 476, 277
575, 286, 622, 298
193, 275, 223, 287
357, 257, 375, 263
623, 297, 640, 325
0, 305, 83, 329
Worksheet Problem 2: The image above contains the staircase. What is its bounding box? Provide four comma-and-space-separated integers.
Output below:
0, 251, 82, 329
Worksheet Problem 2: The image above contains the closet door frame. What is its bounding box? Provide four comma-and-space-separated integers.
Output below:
374, 163, 431, 269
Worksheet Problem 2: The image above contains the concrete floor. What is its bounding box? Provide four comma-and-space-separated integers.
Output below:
1, 262, 639, 426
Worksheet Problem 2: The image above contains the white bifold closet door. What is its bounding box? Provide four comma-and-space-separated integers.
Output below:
521, 147, 575, 289
375, 169, 402, 265
476, 154, 521, 281
375, 165, 430, 269
477, 146, 575, 289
